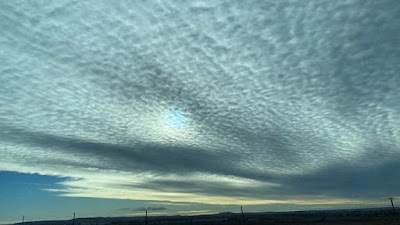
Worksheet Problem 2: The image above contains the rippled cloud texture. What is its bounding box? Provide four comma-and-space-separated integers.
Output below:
1, 0, 400, 206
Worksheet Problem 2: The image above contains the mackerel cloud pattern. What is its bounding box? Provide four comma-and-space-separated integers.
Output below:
1, 0, 400, 204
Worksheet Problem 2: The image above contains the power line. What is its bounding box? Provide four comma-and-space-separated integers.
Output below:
72, 212, 76, 225
388, 198, 396, 213
145, 209, 148, 225
240, 206, 245, 224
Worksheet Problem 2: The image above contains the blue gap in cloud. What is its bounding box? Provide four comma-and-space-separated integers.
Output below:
0, 171, 66, 202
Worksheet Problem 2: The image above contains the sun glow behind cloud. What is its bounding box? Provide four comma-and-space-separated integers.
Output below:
166, 109, 185, 128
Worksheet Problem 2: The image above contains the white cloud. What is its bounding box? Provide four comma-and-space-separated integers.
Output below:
1, 0, 400, 205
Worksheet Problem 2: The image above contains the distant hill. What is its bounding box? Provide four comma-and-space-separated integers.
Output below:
7, 207, 399, 225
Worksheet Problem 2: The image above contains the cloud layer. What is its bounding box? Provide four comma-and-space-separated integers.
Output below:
1, 0, 400, 205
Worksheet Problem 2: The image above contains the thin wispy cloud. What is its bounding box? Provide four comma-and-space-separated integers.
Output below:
117, 207, 166, 212
0, 0, 399, 207
135, 207, 166, 212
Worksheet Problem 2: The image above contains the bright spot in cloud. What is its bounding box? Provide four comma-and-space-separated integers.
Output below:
166, 109, 185, 128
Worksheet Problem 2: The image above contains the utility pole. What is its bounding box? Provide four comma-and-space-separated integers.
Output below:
72, 212, 76, 225
145, 209, 148, 225
240, 206, 245, 224
388, 198, 396, 213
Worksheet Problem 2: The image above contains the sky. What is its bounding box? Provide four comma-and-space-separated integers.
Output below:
1, 0, 400, 223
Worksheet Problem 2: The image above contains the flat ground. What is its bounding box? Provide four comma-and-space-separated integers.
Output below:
12, 208, 400, 225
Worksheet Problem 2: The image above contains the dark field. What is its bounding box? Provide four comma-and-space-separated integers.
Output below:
12, 208, 400, 225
